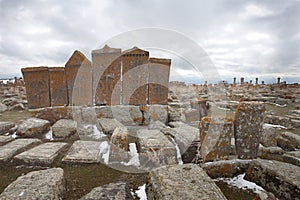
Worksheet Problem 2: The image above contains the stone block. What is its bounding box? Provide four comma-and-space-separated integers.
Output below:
260, 125, 280, 147
0, 121, 15, 135
283, 150, 300, 167
79, 182, 133, 200
49, 67, 68, 106
21, 67, 50, 109
200, 117, 234, 162
245, 159, 300, 200
234, 101, 265, 159
0, 135, 14, 146
65, 50, 92, 106
14, 142, 68, 166
31, 106, 72, 125
97, 118, 124, 135
146, 164, 227, 200
16, 117, 50, 138
52, 119, 77, 139
109, 127, 129, 163
144, 105, 168, 125
0, 138, 41, 162
148, 58, 171, 105
264, 115, 292, 128
0, 168, 64, 200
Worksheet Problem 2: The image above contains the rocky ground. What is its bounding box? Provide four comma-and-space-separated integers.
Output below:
0, 80, 300, 199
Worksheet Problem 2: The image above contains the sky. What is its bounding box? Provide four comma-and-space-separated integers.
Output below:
0, 0, 299, 84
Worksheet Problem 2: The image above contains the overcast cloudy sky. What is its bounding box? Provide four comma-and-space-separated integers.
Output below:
0, 0, 299, 83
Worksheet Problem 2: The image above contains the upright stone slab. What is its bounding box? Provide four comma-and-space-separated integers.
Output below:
234, 101, 265, 159
0, 168, 64, 200
14, 142, 68, 166
92, 45, 122, 105
122, 47, 149, 105
109, 127, 129, 163
200, 117, 233, 162
21, 67, 50, 109
148, 58, 171, 105
0, 138, 41, 162
136, 129, 177, 168
147, 164, 227, 200
49, 67, 68, 106
65, 50, 92, 106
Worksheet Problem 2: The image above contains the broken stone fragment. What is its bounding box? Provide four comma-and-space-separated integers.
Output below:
52, 119, 77, 139
16, 117, 50, 138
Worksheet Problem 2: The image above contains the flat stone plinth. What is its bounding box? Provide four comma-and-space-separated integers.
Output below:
0, 139, 41, 162
245, 159, 300, 200
14, 142, 68, 166
0, 135, 14, 146
62, 140, 107, 164
147, 164, 227, 200
0, 168, 64, 200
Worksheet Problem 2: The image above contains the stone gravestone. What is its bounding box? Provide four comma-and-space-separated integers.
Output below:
148, 58, 171, 105
65, 50, 92, 106
234, 101, 265, 159
122, 47, 149, 105
200, 117, 233, 162
48, 67, 68, 106
21, 67, 50, 109
92, 45, 122, 105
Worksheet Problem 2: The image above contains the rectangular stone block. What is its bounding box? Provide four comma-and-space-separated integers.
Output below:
122, 47, 149, 105
0, 136, 14, 146
148, 58, 171, 105
147, 164, 227, 200
0, 121, 15, 135
0, 138, 41, 162
234, 101, 265, 159
200, 117, 233, 162
92, 45, 122, 105
14, 142, 68, 166
136, 129, 177, 168
49, 67, 68, 106
65, 50, 92, 106
21, 67, 50, 109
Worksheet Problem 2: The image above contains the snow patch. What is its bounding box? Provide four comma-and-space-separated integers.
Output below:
266, 102, 287, 107
263, 123, 287, 129
169, 137, 183, 165
136, 184, 147, 200
45, 127, 53, 140
99, 141, 109, 164
12, 132, 18, 139
123, 143, 140, 166
217, 106, 231, 111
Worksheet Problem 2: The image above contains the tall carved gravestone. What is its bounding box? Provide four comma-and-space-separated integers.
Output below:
92, 45, 122, 105
148, 58, 171, 105
65, 50, 92, 106
48, 67, 68, 106
122, 47, 149, 105
234, 101, 265, 159
21, 67, 50, 109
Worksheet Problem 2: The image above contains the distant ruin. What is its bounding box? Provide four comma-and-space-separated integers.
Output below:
21, 45, 171, 109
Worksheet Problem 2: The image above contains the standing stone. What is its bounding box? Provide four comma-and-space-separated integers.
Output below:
147, 164, 227, 200
49, 67, 68, 106
277, 77, 281, 84
234, 101, 265, 159
233, 77, 236, 85
109, 127, 129, 163
0, 168, 64, 200
255, 77, 259, 85
122, 47, 149, 105
240, 77, 244, 85
200, 117, 234, 162
16, 117, 50, 138
148, 58, 171, 105
65, 50, 92, 106
21, 67, 50, 109
92, 45, 122, 105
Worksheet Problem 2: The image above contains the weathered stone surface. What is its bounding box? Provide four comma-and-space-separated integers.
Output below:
277, 131, 300, 150
62, 140, 107, 164
0, 121, 15, 135
122, 47, 149, 105
92, 45, 122, 106
291, 119, 300, 128
148, 58, 171, 105
190, 99, 208, 119
80, 182, 133, 200
283, 150, 300, 167
98, 118, 124, 135
203, 159, 251, 179
245, 159, 300, 200
260, 125, 280, 147
0, 103, 8, 112
0, 138, 41, 162
184, 109, 201, 122
168, 103, 186, 122
0, 135, 14, 146
258, 145, 285, 161
0, 168, 64, 200
136, 129, 177, 168
14, 142, 68, 166
254, 191, 278, 200
146, 164, 227, 200
16, 118, 50, 138
65, 50, 92, 106
9, 103, 25, 111
49, 67, 68, 106
21, 67, 51, 109
264, 115, 292, 128
200, 117, 234, 162
31, 106, 72, 125
149, 120, 167, 130
144, 105, 168, 125
110, 105, 143, 125
234, 101, 265, 159
109, 127, 129, 163
52, 119, 77, 139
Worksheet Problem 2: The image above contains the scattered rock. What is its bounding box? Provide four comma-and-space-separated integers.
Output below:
264, 115, 292, 129
258, 145, 285, 161
9, 103, 25, 111
0, 168, 65, 200
16, 118, 50, 138
0, 135, 14, 146
0, 121, 15, 135
98, 118, 124, 135
283, 150, 300, 167
109, 127, 129, 163
260, 125, 280, 147
31, 106, 71, 125
277, 132, 300, 151
52, 119, 77, 139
